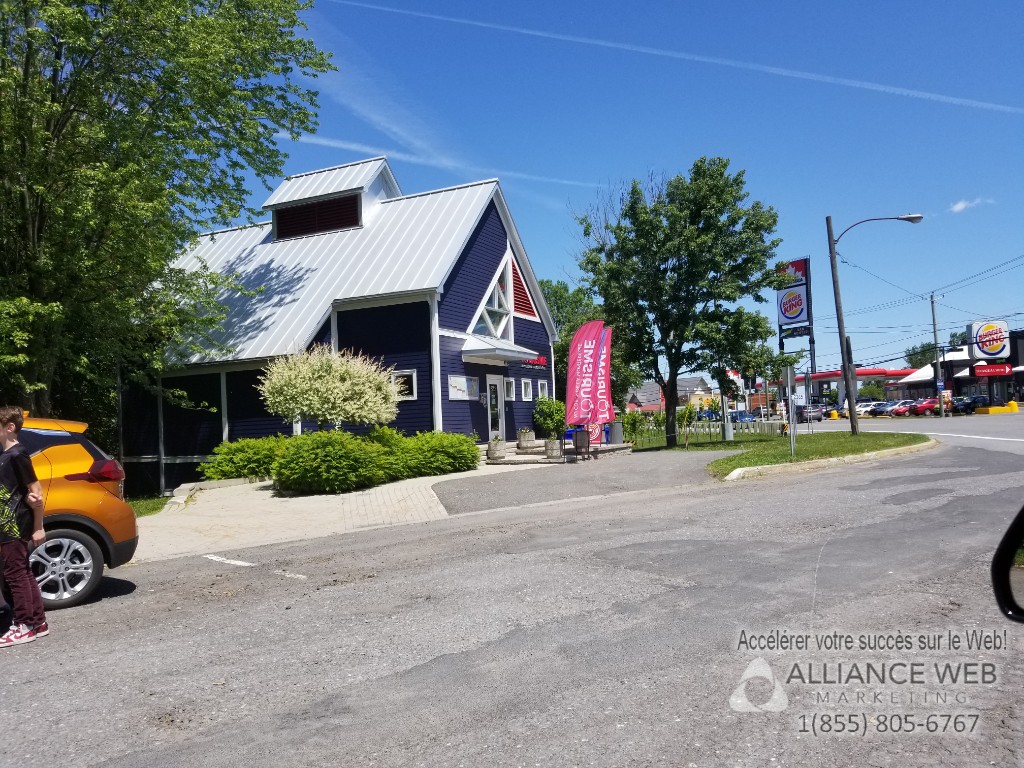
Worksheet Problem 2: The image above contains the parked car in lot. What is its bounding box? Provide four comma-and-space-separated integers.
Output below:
750, 405, 771, 419
969, 394, 1006, 409
729, 410, 756, 423
911, 398, 940, 416
880, 399, 915, 416
890, 400, 918, 416
868, 401, 895, 416
951, 396, 977, 415
20, 417, 138, 609
855, 401, 884, 416
795, 404, 824, 422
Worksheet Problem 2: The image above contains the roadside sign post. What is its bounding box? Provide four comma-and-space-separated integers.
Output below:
785, 365, 796, 457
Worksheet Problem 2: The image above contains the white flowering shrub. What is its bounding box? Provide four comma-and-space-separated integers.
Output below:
258, 345, 400, 429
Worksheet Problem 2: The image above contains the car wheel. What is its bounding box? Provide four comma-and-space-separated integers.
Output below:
30, 528, 105, 609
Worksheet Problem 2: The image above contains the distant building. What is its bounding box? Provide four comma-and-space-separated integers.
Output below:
625, 376, 712, 412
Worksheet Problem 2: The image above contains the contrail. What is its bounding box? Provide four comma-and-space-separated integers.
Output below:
283, 134, 600, 188
328, 1, 1024, 115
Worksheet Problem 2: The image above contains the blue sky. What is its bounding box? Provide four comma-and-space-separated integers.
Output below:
255, 1, 1024, 377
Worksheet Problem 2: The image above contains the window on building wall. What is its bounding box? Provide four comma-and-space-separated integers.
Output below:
504, 378, 515, 401
470, 261, 513, 340
537, 380, 549, 399
521, 379, 533, 401
392, 370, 417, 400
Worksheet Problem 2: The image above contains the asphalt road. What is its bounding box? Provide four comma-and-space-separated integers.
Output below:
4, 423, 1024, 767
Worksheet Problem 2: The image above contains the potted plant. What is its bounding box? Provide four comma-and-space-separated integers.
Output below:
486, 434, 506, 460
532, 396, 566, 459
517, 426, 536, 449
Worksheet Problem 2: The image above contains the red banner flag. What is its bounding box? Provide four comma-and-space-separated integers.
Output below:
566, 320, 614, 426
596, 325, 613, 423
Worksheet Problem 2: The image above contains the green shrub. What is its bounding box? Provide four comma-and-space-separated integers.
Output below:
274, 431, 387, 494
401, 431, 479, 476
363, 426, 412, 481
200, 435, 289, 480
622, 410, 645, 442
532, 396, 566, 438
364, 425, 406, 449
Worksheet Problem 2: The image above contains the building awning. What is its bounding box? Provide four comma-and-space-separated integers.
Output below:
898, 365, 935, 384
461, 335, 540, 363
954, 368, 970, 378
1014, 365, 1024, 373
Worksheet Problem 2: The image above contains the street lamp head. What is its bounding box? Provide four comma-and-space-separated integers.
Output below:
897, 213, 924, 224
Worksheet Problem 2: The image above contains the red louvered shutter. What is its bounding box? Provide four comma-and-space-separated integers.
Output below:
511, 261, 537, 317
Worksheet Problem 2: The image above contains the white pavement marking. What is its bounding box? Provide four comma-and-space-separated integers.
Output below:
204, 554, 256, 567
273, 570, 308, 580
917, 432, 1024, 442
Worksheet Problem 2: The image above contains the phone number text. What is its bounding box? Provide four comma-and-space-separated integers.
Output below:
797, 713, 979, 737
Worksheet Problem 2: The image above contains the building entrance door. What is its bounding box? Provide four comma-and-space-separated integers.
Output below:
486, 374, 505, 441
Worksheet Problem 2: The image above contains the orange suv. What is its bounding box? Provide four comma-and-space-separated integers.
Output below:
17, 417, 138, 608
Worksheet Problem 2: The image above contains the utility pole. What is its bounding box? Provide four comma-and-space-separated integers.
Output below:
931, 293, 945, 418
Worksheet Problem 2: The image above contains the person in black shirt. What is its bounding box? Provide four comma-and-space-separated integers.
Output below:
0, 406, 47, 646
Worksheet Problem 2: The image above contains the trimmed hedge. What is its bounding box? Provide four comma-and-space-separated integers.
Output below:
199, 435, 289, 480
201, 429, 480, 495
274, 431, 388, 494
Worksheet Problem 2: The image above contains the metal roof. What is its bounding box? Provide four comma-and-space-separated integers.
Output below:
175, 178, 503, 364
261, 157, 398, 209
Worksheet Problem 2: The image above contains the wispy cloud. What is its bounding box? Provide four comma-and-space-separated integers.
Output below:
293, 11, 596, 191
948, 198, 995, 214
329, 1, 1024, 116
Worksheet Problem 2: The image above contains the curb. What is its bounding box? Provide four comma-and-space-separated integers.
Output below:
722, 436, 938, 482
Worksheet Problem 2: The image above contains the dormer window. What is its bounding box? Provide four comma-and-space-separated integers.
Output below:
274, 194, 360, 240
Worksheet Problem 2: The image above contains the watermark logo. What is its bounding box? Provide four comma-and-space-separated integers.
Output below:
729, 657, 790, 713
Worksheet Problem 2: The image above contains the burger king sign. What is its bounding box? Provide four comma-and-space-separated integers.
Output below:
968, 320, 1009, 360
777, 285, 808, 325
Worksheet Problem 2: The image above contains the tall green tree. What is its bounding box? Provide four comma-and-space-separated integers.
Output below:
578, 157, 785, 446
858, 380, 886, 400
538, 278, 643, 408
905, 331, 967, 369
0, 0, 332, 429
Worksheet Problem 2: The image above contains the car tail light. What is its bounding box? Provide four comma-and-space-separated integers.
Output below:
65, 459, 126, 483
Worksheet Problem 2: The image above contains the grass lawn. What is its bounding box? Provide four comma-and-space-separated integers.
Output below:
635, 430, 930, 478
127, 496, 167, 517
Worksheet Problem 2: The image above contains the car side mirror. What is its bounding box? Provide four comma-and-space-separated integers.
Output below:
992, 503, 1024, 622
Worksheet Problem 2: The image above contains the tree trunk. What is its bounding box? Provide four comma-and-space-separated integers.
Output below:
662, 375, 679, 448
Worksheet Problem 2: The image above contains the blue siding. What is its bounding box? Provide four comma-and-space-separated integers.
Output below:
336, 302, 434, 434
506, 317, 554, 434
438, 202, 508, 332
227, 370, 293, 440
439, 331, 554, 442
308, 316, 331, 348
440, 336, 486, 437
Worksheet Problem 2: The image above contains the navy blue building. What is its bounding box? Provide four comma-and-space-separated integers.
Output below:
122, 158, 557, 494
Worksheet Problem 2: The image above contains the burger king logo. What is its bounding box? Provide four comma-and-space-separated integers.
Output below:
780, 290, 804, 320
974, 322, 1008, 358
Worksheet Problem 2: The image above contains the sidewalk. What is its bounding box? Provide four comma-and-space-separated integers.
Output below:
133, 463, 548, 563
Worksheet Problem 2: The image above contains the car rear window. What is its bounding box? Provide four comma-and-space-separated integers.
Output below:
20, 428, 110, 461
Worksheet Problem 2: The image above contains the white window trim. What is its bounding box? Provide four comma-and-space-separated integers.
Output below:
537, 379, 549, 399
504, 377, 515, 401
521, 378, 533, 402
393, 369, 417, 401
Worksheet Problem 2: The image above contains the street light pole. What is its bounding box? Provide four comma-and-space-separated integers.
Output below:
826, 213, 924, 437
